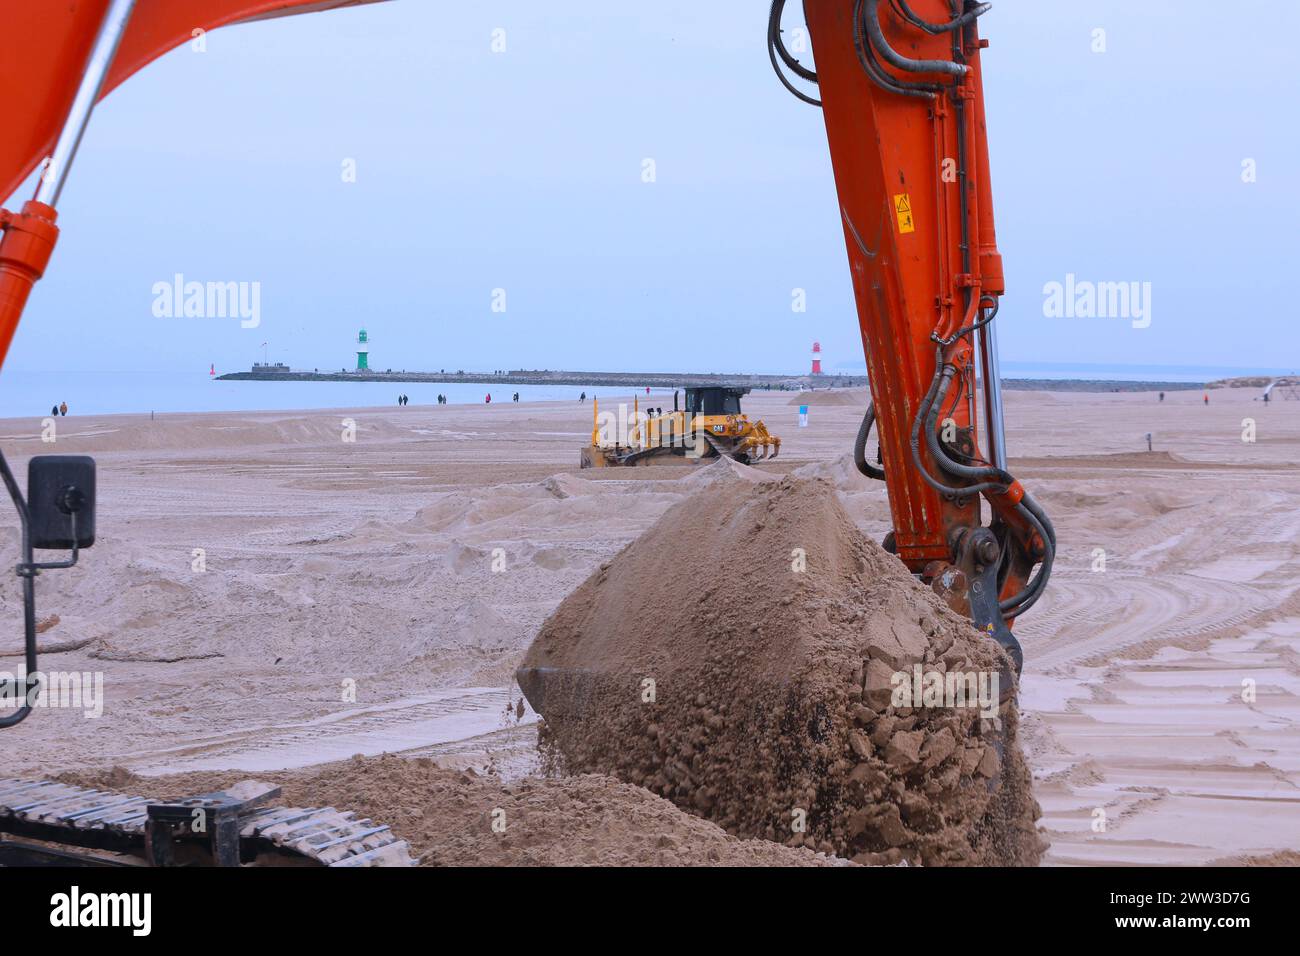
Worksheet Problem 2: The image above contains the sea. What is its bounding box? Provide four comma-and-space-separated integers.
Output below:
1, 363, 1293, 417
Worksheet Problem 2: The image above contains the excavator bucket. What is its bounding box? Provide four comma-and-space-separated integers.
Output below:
517, 472, 1041, 865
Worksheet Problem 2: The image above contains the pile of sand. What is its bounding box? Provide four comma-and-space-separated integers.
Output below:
59, 756, 842, 867
794, 451, 879, 493
520, 476, 1045, 865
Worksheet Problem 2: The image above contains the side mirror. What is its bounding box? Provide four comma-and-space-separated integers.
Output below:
27, 455, 95, 550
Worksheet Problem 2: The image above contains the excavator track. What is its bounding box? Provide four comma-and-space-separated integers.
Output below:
0, 778, 413, 867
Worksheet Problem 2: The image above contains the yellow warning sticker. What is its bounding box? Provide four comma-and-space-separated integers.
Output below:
893, 192, 915, 234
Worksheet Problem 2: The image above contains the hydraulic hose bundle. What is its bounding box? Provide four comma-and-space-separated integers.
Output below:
769, 0, 990, 105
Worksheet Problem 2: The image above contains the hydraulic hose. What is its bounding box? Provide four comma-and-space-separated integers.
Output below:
864, 0, 970, 77
1001, 501, 1054, 615
1021, 489, 1057, 548
1005, 492, 1057, 614
854, 405, 887, 480
767, 0, 821, 106
910, 354, 970, 499
891, 0, 991, 34
940, 295, 999, 347
924, 362, 1012, 494
853, 0, 941, 99
768, 0, 817, 81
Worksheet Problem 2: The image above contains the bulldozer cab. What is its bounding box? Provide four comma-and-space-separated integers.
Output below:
683, 386, 748, 417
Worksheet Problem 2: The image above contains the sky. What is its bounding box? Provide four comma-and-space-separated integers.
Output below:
4, 0, 1298, 379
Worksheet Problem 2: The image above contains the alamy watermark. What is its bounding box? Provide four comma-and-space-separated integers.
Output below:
50, 886, 150, 936
152, 273, 260, 328
890, 664, 999, 721
0, 670, 104, 718
595, 403, 711, 458
1042, 273, 1151, 329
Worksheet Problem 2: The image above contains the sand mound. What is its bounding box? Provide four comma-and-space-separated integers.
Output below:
447, 599, 515, 650
540, 473, 591, 499
788, 389, 868, 407
58, 756, 842, 867
680, 455, 776, 488
521, 476, 1044, 865
794, 451, 880, 493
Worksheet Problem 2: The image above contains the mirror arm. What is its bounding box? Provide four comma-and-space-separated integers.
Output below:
25, 512, 79, 572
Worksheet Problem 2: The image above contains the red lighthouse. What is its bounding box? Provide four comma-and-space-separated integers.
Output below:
811, 341, 823, 376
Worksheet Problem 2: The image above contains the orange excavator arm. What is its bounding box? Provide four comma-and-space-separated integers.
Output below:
790, 0, 1053, 668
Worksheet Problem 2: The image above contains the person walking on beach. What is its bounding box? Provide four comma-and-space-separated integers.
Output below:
580, 391, 586, 404
50, 403, 58, 417
59, 401, 67, 416
485, 393, 491, 404
1203, 393, 1209, 405
1158, 391, 1164, 402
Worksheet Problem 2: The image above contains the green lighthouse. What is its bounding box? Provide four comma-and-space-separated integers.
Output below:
356, 328, 369, 370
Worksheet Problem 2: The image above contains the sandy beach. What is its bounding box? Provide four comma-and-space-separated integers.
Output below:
1, 386, 1296, 865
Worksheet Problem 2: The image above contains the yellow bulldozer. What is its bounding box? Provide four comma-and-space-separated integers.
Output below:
580, 386, 780, 468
